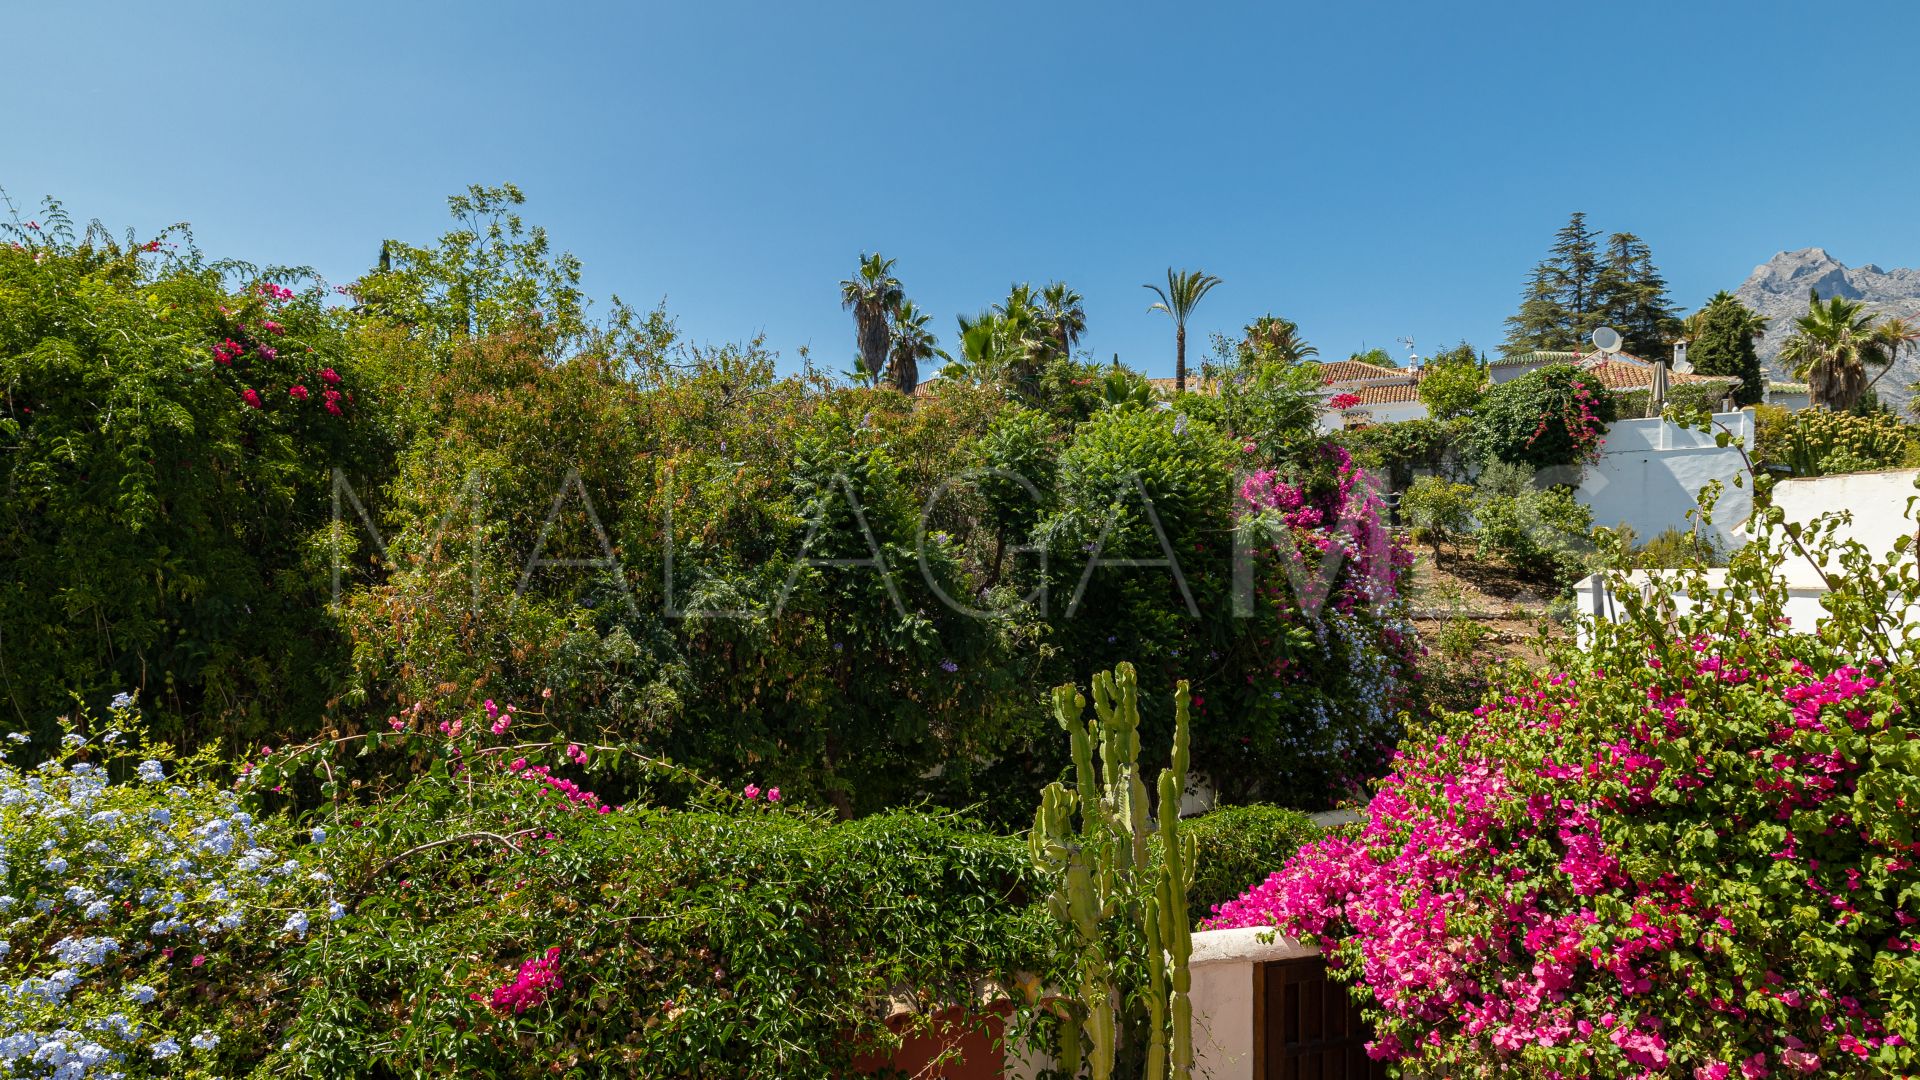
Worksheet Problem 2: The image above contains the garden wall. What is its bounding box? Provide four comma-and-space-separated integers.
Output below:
1768, 467, 1920, 562
1574, 411, 1754, 551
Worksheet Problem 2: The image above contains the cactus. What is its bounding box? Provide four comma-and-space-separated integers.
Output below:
1029, 662, 1195, 1080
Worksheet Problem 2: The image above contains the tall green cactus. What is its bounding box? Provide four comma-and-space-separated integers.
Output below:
1029, 662, 1195, 1080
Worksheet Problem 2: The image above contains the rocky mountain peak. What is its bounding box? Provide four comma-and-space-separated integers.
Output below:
1731, 247, 1920, 408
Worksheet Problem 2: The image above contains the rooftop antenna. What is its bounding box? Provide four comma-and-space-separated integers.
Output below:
1398, 336, 1419, 369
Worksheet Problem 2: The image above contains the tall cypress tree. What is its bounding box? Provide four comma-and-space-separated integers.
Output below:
1502, 212, 1602, 357
1597, 232, 1682, 359
1685, 291, 1767, 405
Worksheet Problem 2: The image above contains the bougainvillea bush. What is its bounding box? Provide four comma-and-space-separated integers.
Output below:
0, 700, 333, 1078
244, 698, 1057, 1079
1210, 499, 1920, 1077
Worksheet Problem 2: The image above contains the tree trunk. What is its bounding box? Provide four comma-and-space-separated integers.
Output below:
1175, 324, 1187, 393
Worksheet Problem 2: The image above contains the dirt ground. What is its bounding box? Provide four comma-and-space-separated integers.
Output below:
1401, 542, 1567, 681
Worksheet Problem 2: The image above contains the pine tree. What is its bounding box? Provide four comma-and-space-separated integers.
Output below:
1596, 232, 1682, 360
1502, 212, 1603, 357
1683, 292, 1767, 406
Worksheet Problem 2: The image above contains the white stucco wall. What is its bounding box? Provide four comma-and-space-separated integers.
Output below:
1187, 927, 1322, 1080
1767, 469, 1920, 561
1574, 412, 1755, 552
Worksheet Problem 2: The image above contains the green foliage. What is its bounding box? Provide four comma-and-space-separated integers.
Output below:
1611, 378, 1736, 419
1502, 213, 1679, 358
1469, 363, 1617, 469
1630, 524, 1722, 569
1180, 804, 1319, 918
254, 704, 1053, 1080
1683, 291, 1767, 405
1416, 342, 1485, 421
1755, 405, 1913, 477
354, 183, 587, 350
0, 205, 393, 749
1470, 461, 1596, 584
1336, 417, 1467, 489
1400, 476, 1476, 563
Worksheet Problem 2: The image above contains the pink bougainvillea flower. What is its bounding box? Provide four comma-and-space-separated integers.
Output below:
241, 388, 262, 409
767, 787, 781, 804
288, 384, 309, 401
743, 783, 761, 800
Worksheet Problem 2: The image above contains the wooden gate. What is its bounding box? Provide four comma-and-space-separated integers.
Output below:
1253, 954, 1387, 1079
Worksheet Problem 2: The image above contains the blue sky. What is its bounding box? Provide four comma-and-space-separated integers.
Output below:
7, 1, 1918, 376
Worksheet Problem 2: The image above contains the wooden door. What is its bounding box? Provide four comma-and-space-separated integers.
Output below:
1254, 954, 1387, 1080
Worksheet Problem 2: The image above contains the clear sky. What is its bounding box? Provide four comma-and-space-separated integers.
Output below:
7, 1, 1918, 376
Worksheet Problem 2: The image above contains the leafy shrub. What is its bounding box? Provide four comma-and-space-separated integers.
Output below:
1754, 405, 1913, 477
0, 207, 393, 749
1632, 524, 1722, 569
1399, 475, 1476, 563
1471, 461, 1596, 584
1415, 342, 1485, 421
249, 702, 1054, 1079
1612, 379, 1736, 419
1470, 363, 1616, 469
0, 703, 332, 1077
1337, 417, 1469, 489
1209, 499, 1920, 1077
1180, 804, 1320, 918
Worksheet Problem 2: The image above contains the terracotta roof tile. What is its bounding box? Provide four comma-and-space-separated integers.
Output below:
1315, 358, 1409, 385
1335, 382, 1424, 406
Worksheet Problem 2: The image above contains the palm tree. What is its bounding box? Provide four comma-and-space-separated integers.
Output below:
1779, 291, 1901, 411
840, 253, 902, 384
1865, 316, 1920, 397
1145, 268, 1223, 393
1037, 282, 1087, 362
886, 301, 946, 394
1241, 314, 1317, 366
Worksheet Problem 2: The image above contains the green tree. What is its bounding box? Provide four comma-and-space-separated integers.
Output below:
1400, 476, 1476, 566
1778, 291, 1906, 412
356, 183, 587, 351
885, 300, 944, 394
1347, 346, 1396, 369
1239, 314, 1316, 366
1038, 281, 1088, 362
1416, 341, 1486, 420
1503, 212, 1603, 357
1470, 363, 1617, 469
1144, 268, 1222, 393
839, 253, 902, 385
1683, 291, 1768, 405
1594, 232, 1681, 359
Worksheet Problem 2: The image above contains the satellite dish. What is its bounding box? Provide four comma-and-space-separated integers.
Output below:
1590, 326, 1622, 354
1672, 341, 1695, 375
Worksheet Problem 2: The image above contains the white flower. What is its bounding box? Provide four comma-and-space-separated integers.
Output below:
4, 732, 27, 744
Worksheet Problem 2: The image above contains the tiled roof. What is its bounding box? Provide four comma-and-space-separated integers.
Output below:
1579, 358, 1735, 392
1767, 380, 1810, 393
1315, 358, 1409, 385
1335, 382, 1423, 406
1490, 350, 1580, 368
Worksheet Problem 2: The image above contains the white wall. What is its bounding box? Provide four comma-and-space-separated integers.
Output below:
1187, 928, 1323, 1080
1767, 469, 1920, 561
1575, 412, 1755, 552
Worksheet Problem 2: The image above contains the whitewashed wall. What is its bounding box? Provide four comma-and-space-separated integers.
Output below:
1574, 412, 1755, 552
1767, 468, 1920, 561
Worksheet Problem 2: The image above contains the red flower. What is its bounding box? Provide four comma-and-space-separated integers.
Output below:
241, 388, 262, 409
1329, 392, 1364, 409
288, 385, 309, 402
319, 367, 341, 385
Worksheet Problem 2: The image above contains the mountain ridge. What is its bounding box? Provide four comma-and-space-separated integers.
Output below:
1732, 247, 1920, 408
